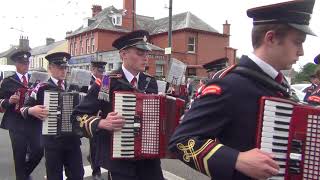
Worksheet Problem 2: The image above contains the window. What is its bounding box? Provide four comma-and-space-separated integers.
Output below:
91, 37, 95, 53
156, 64, 164, 77
108, 63, 113, 71
187, 37, 196, 53
187, 68, 196, 76
73, 42, 77, 56
80, 40, 83, 55
70, 43, 73, 55
112, 15, 122, 26
40, 58, 43, 68
86, 39, 89, 54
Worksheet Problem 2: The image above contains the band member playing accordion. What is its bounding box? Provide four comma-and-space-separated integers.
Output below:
169, 1, 317, 180
21, 52, 84, 180
72, 30, 165, 180
0, 50, 43, 180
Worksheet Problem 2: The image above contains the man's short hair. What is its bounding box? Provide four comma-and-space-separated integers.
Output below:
251, 24, 292, 49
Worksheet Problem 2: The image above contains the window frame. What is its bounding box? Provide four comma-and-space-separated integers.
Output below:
187, 37, 196, 53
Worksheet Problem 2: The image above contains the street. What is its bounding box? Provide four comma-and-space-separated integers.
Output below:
0, 113, 209, 180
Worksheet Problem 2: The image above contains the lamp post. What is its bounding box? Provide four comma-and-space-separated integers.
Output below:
164, 0, 173, 80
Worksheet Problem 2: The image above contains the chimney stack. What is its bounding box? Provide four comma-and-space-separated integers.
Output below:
122, 0, 136, 31
92, 5, 102, 17
223, 20, 230, 36
19, 36, 30, 51
46, 38, 55, 46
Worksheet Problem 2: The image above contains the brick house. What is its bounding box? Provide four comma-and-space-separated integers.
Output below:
66, 0, 236, 78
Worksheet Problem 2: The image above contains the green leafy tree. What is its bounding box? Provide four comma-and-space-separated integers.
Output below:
293, 63, 317, 84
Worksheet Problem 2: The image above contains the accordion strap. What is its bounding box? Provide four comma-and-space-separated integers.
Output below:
232, 66, 290, 97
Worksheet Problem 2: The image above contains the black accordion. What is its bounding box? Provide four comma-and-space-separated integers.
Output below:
42, 91, 86, 135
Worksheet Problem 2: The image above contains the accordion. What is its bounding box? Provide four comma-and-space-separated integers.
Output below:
42, 91, 86, 135
257, 96, 320, 180
15, 88, 31, 113
111, 91, 185, 159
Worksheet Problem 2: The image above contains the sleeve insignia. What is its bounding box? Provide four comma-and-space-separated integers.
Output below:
201, 84, 222, 97
95, 78, 102, 87
76, 114, 88, 128
308, 95, 320, 103
176, 138, 223, 177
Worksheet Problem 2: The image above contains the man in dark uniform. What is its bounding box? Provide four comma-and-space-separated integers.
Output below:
72, 30, 164, 180
87, 60, 107, 180
0, 51, 43, 180
21, 52, 84, 180
80, 61, 106, 93
303, 74, 319, 102
169, 1, 316, 180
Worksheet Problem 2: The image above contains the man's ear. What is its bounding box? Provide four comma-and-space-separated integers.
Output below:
264, 30, 277, 46
119, 49, 127, 59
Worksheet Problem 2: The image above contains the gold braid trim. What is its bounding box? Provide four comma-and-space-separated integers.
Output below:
89, 118, 99, 137
203, 144, 223, 177
177, 139, 215, 172
77, 115, 96, 137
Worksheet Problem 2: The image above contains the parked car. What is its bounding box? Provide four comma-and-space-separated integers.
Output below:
291, 83, 311, 102
0, 65, 16, 81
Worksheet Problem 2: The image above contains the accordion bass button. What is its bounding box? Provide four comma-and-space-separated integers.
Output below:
133, 123, 141, 128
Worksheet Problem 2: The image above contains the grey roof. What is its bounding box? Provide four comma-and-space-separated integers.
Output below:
67, 6, 130, 37
68, 6, 219, 37
0, 46, 19, 58
145, 12, 219, 35
30, 40, 66, 56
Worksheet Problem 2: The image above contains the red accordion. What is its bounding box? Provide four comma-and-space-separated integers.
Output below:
257, 97, 320, 180
14, 88, 31, 113
111, 91, 185, 159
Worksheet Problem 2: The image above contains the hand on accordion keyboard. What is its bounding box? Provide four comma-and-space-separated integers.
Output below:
235, 148, 280, 179
28, 105, 48, 120
98, 112, 125, 131
9, 94, 20, 104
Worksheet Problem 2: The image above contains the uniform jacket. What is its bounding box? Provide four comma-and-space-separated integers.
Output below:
0, 73, 41, 133
22, 78, 80, 147
72, 68, 158, 175
169, 55, 288, 180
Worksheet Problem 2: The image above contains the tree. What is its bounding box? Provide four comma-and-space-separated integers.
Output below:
292, 63, 317, 84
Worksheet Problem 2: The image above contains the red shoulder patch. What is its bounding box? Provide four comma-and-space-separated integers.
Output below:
308, 95, 320, 103
95, 78, 102, 86
201, 84, 222, 96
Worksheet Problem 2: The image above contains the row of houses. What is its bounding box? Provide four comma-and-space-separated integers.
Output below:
0, 0, 237, 78
0, 36, 68, 72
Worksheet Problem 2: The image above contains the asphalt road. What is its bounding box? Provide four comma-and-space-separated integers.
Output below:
0, 113, 209, 180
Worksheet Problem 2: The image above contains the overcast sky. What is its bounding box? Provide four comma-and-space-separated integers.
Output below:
0, 0, 319, 70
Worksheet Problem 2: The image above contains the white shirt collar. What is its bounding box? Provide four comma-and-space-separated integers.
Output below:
16, 72, 28, 83
51, 76, 64, 89
248, 53, 279, 79
122, 65, 140, 83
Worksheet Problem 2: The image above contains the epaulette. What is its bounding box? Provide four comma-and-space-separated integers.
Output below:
308, 95, 320, 103
200, 84, 222, 97
212, 65, 237, 79
95, 78, 102, 87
